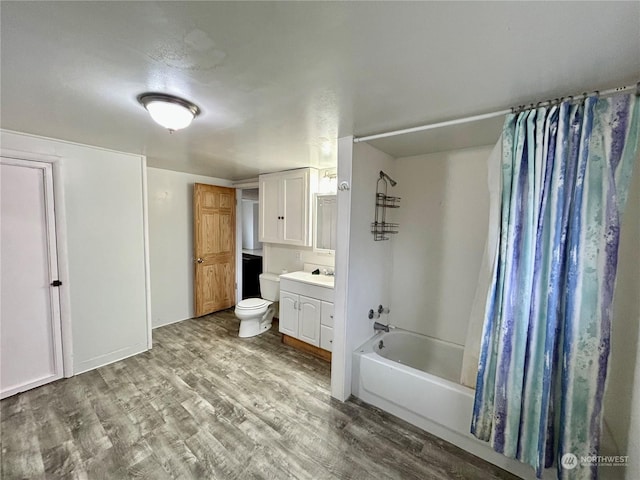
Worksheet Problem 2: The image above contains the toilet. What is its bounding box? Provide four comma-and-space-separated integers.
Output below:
234, 272, 280, 338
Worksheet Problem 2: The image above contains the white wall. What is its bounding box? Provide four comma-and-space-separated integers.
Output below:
263, 244, 334, 274
390, 146, 492, 345
147, 167, 232, 328
331, 137, 354, 400
341, 141, 395, 396
1, 130, 150, 374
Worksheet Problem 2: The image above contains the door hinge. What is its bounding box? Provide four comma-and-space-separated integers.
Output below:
51, 280, 62, 287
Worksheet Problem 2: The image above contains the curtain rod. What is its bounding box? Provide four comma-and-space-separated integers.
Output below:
353, 82, 640, 144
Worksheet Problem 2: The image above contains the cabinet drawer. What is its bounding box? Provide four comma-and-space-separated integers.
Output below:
321, 301, 334, 327
320, 325, 333, 352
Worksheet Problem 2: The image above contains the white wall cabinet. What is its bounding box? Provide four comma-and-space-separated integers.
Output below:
259, 168, 318, 246
279, 275, 334, 351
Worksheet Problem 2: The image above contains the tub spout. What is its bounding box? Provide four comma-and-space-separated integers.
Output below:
373, 322, 389, 333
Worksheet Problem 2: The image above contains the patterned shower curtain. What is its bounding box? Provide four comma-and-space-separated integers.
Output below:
471, 93, 639, 480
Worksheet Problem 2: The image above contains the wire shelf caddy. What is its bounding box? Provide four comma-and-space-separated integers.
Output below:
371, 171, 400, 241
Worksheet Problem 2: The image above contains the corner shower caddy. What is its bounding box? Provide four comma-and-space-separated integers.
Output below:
371, 170, 400, 241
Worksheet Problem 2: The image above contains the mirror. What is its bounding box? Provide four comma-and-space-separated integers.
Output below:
314, 194, 337, 253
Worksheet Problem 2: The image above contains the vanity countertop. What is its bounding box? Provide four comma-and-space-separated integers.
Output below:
280, 270, 335, 289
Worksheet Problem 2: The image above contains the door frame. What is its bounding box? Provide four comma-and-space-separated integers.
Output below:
193, 183, 237, 316
233, 179, 260, 302
1, 152, 73, 388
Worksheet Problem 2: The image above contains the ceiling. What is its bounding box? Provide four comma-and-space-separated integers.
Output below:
1, 2, 639, 180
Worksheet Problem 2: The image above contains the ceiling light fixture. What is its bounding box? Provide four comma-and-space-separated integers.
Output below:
137, 92, 201, 132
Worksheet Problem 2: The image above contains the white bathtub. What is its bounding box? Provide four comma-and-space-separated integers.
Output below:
352, 329, 538, 479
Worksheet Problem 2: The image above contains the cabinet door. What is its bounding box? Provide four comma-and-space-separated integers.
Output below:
320, 301, 334, 328
320, 325, 333, 352
281, 170, 308, 245
278, 291, 299, 337
259, 175, 281, 243
298, 295, 321, 347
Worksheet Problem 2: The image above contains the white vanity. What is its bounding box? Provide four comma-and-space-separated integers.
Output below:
279, 269, 334, 359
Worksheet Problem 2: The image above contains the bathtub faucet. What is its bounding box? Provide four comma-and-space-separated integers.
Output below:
373, 322, 390, 333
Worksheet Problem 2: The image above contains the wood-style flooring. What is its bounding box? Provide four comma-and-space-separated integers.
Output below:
1, 310, 518, 479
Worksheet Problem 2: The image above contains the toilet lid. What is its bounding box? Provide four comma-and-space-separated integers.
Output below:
237, 298, 269, 310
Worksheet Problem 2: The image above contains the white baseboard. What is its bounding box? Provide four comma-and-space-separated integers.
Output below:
152, 316, 191, 329
74, 342, 148, 375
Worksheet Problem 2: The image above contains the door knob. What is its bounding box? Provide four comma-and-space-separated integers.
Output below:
196, 258, 204, 264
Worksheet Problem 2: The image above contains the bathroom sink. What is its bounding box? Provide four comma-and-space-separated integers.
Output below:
280, 270, 335, 289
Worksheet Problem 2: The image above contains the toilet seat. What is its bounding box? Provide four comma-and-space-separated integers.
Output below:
236, 298, 270, 311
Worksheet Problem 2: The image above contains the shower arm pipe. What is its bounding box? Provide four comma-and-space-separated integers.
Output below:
353, 82, 639, 143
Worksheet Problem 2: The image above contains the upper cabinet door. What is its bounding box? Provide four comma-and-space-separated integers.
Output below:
281, 169, 308, 245
258, 168, 317, 247
259, 175, 281, 243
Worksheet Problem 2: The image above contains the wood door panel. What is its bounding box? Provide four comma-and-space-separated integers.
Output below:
199, 211, 233, 256
196, 263, 235, 313
194, 184, 236, 316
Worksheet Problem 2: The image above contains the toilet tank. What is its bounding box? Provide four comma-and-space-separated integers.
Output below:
259, 273, 280, 301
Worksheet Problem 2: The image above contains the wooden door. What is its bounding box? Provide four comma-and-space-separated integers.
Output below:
281, 170, 308, 245
194, 184, 236, 316
259, 175, 281, 243
1, 158, 64, 398
298, 295, 321, 347
278, 291, 299, 337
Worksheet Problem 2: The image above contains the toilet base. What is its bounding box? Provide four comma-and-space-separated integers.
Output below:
238, 307, 275, 338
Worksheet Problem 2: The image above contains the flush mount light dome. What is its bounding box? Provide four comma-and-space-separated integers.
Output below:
137, 93, 200, 132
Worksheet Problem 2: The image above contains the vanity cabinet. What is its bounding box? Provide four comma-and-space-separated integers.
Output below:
319, 301, 334, 352
280, 293, 321, 346
279, 274, 334, 352
258, 168, 318, 246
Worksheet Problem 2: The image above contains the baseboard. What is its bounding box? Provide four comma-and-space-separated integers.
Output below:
74, 342, 148, 375
282, 334, 332, 362
152, 316, 191, 329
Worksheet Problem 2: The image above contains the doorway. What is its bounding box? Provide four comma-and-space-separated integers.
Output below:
239, 188, 263, 300
193, 183, 237, 316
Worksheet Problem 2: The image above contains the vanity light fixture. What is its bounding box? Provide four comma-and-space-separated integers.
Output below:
137, 92, 201, 132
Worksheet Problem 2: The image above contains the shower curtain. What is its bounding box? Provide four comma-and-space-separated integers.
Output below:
471, 93, 639, 480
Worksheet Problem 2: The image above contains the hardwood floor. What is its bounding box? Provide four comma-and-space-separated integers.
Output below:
1, 310, 518, 479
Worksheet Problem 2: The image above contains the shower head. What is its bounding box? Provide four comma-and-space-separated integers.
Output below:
380, 170, 397, 187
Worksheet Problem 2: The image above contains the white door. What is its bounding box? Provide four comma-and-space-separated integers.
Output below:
281, 170, 308, 245
259, 175, 281, 243
278, 291, 299, 337
1, 158, 64, 399
298, 295, 321, 347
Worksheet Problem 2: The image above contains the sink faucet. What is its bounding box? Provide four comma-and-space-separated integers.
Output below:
373, 322, 389, 333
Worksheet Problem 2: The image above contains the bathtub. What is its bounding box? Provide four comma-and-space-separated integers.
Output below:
352, 329, 538, 480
